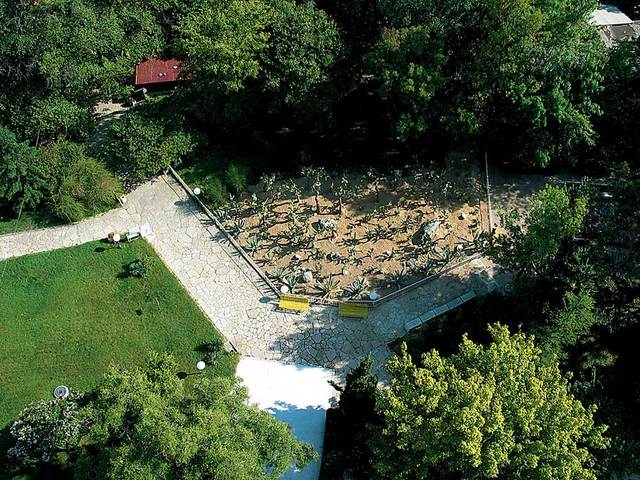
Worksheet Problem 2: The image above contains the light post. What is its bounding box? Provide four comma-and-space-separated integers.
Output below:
177, 360, 207, 379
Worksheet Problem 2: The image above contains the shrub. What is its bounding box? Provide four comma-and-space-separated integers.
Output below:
0, 126, 46, 213
201, 338, 225, 364
201, 176, 229, 207
41, 141, 122, 222
7, 391, 88, 469
224, 162, 249, 193
127, 258, 148, 278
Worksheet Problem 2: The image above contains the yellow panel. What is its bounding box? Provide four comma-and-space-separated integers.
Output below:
338, 303, 369, 319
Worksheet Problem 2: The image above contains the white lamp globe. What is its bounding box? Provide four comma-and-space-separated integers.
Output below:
193, 187, 201, 196
112, 233, 121, 243
196, 360, 206, 371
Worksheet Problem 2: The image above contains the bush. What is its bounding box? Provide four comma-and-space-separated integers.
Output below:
103, 112, 197, 182
224, 162, 249, 194
41, 141, 122, 222
127, 258, 148, 278
7, 391, 87, 469
201, 176, 229, 207
201, 337, 225, 364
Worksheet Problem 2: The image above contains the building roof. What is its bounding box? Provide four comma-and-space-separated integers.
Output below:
598, 21, 640, 47
236, 357, 336, 480
590, 4, 634, 26
134, 58, 185, 87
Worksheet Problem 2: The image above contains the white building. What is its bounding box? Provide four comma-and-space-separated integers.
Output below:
590, 4, 640, 48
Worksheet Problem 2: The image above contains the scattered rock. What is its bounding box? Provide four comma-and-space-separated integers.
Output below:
459, 212, 468, 220
420, 220, 441, 239
302, 271, 314, 283
384, 250, 392, 256
293, 254, 302, 261
341, 268, 349, 275
319, 218, 337, 230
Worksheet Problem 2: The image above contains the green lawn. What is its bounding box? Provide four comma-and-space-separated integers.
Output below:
0, 239, 237, 477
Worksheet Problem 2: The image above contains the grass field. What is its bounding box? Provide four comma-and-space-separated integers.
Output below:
0, 239, 236, 477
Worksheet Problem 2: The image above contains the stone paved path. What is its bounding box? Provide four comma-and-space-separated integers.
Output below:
0, 175, 506, 380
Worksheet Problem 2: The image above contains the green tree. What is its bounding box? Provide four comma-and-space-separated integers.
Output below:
373, 324, 608, 480
103, 112, 197, 181
0, 0, 162, 105
541, 289, 597, 358
176, 0, 341, 124
324, 355, 379, 479
365, 25, 447, 143
0, 126, 46, 213
22, 95, 92, 145
75, 353, 315, 480
366, 0, 604, 167
494, 185, 587, 276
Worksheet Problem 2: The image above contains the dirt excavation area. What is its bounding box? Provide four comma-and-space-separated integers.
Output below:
217, 159, 491, 300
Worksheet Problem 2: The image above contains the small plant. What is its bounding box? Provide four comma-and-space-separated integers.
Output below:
228, 218, 246, 237
260, 173, 277, 195
331, 172, 350, 215
244, 235, 261, 254
282, 273, 301, 293
282, 178, 302, 203
224, 162, 249, 194
318, 275, 342, 298
202, 337, 225, 364
127, 258, 148, 278
388, 269, 406, 289
346, 278, 368, 299
270, 267, 287, 283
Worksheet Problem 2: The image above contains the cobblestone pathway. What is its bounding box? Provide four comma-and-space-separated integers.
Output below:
0, 175, 506, 379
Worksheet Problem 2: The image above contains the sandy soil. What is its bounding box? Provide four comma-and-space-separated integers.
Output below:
221, 161, 488, 299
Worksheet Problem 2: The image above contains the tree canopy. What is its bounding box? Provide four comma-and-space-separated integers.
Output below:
373, 324, 608, 480
7, 353, 314, 480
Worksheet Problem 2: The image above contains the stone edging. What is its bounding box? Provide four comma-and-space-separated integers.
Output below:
168, 166, 486, 309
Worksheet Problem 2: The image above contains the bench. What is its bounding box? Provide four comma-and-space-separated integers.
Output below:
279, 294, 309, 313
338, 302, 369, 319
126, 227, 141, 242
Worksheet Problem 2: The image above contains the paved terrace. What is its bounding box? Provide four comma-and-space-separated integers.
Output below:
0, 175, 506, 379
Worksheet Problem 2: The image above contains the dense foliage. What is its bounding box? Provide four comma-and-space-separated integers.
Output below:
374, 325, 607, 480
7, 353, 314, 479
0, 0, 636, 226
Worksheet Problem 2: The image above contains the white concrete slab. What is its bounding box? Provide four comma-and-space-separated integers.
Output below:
590, 4, 633, 25
236, 357, 337, 480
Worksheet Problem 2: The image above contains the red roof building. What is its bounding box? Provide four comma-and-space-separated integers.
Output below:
134, 58, 187, 87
